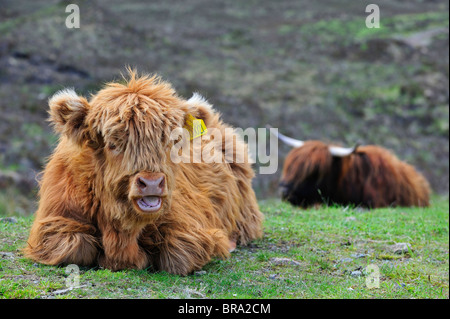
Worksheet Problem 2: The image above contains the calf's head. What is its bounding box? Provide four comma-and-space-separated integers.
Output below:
48, 70, 213, 221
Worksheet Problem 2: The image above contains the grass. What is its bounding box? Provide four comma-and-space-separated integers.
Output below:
0, 196, 448, 299
298, 11, 449, 47
0, 1, 447, 301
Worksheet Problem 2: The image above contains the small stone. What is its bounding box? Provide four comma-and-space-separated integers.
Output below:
194, 270, 207, 276
391, 243, 413, 254
270, 257, 302, 266
345, 216, 357, 222
351, 253, 368, 259
339, 257, 353, 263
351, 270, 362, 277
269, 274, 278, 280
0, 252, 14, 258
0, 217, 17, 223
52, 287, 73, 295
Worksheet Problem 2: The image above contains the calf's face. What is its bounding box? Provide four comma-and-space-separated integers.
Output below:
47, 73, 211, 220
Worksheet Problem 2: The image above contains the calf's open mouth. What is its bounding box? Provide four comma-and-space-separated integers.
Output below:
135, 196, 162, 212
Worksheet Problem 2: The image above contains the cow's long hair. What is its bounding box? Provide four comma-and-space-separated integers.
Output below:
276, 134, 431, 208
24, 69, 263, 275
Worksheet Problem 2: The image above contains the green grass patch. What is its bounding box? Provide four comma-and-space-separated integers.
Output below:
0, 196, 448, 299
299, 11, 449, 46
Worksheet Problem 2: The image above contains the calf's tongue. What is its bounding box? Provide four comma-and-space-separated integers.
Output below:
142, 196, 160, 207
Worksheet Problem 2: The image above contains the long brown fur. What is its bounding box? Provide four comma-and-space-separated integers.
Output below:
280, 141, 431, 208
24, 69, 263, 275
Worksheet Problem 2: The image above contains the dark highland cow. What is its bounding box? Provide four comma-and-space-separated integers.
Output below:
272, 129, 431, 208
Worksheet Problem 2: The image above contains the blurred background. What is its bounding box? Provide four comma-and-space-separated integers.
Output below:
0, 0, 448, 216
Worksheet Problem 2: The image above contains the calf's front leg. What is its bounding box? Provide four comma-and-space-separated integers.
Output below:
155, 227, 231, 276
25, 216, 99, 266
99, 225, 149, 271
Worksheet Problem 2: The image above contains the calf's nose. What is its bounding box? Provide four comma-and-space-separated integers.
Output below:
136, 173, 165, 196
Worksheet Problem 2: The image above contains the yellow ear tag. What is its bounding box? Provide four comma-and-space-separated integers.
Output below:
184, 114, 207, 140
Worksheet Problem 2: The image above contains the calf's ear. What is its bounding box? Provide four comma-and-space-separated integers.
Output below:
184, 92, 215, 127
48, 88, 90, 145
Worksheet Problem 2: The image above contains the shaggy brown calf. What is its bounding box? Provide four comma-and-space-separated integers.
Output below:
273, 130, 431, 208
25, 70, 263, 275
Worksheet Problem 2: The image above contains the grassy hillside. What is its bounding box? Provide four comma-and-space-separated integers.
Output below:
1, 197, 448, 299
0, 1, 448, 213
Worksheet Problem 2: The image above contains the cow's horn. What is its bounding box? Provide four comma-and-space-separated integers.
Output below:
328, 144, 359, 157
266, 125, 304, 148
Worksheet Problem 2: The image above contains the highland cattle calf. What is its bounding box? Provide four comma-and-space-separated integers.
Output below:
272, 129, 431, 208
25, 70, 263, 275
